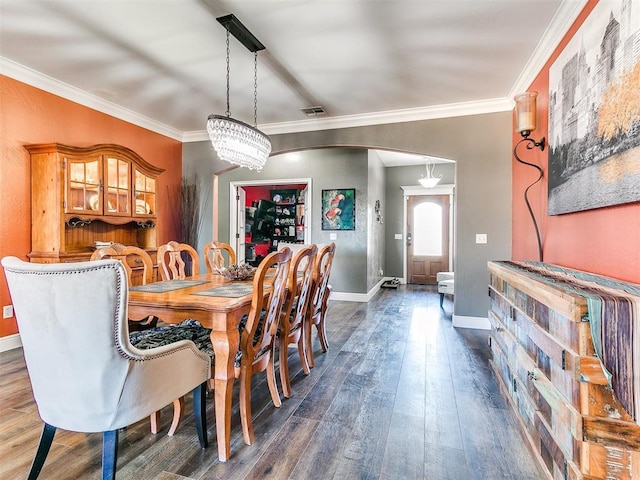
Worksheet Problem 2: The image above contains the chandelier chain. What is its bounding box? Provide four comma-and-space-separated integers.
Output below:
225, 28, 230, 117
254, 52, 258, 127
207, 14, 271, 171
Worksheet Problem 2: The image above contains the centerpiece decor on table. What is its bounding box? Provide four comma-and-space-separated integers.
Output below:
218, 264, 256, 281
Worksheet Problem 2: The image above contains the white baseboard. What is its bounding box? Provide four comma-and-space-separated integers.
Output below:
453, 314, 491, 330
0, 333, 22, 352
330, 277, 390, 303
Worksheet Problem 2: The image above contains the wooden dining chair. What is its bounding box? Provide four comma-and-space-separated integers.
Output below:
90, 243, 153, 286
305, 242, 336, 368
158, 240, 200, 280
277, 244, 317, 398
235, 247, 292, 444
204, 241, 236, 273
122, 247, 293, 445
91, 244, 182, 435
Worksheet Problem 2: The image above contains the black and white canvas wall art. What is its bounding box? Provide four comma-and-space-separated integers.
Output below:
548, 0, 640, 215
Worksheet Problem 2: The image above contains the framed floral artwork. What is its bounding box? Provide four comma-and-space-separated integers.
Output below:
322, 188, 355, 230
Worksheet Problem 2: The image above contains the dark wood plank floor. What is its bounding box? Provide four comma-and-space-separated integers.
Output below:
0, 285, 546, 479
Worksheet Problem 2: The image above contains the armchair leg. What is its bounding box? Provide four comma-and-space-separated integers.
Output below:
150, 410, 160, 434
102, 430, 118, 480
193, 382, 208, 449
27, 423, 56, 480
439, 293, 444, 309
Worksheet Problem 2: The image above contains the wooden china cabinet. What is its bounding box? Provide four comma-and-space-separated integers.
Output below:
26, 143, 164, 264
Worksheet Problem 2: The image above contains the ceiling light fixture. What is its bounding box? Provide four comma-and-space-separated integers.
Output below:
207, 14, 271, 171
513, 91, 546, 262
419, 162, 442, 188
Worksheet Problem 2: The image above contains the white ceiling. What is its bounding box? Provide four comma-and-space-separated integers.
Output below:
0, 0, 585, 152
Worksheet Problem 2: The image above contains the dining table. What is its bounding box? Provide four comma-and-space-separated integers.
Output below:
127, 272, 257, 462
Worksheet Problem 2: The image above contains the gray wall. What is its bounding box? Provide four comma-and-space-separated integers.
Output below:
367, 151, 386, 291
182, 111, 512, 318
182, 141, 228, 264
216, 149, 370, 295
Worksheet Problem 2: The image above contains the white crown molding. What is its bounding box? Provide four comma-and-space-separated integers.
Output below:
0, 57, 183, 141
509, 0, 588, 98
182, 97, 513, 141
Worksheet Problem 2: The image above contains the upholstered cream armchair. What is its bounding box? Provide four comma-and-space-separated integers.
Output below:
1, 257, 211, 480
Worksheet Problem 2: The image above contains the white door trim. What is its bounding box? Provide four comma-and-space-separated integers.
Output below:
229, 178, 313, 254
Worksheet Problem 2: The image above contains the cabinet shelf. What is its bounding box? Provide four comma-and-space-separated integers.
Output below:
270, 188, 305, 247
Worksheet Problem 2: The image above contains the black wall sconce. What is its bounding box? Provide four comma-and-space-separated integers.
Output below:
514, 92, 545, 262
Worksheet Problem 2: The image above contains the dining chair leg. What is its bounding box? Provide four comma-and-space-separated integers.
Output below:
279, 340, 293, 399
304, 317, 315, 369
192, 382, 208, 449
102, 430, 118, 480
27, 423, 56, 480
238, 366, 255, 445
167, 396, 185, 436
317, 318, 329, 353
266, 353, 281, 408
297, 336, 310, 375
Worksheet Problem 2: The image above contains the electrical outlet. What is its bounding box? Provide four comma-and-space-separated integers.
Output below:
3, 305, 13, 319
379, 269, 384, 276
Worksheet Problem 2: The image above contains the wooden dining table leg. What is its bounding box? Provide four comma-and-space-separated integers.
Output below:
210, 326, 239, 462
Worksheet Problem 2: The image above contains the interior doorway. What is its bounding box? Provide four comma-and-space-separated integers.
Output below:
229, 179, 312, 265
402, 184, 454, 284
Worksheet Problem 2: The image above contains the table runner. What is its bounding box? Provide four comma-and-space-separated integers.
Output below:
129, 279, 208, 293
498, 261, 640, 425
191, 283, 253, 298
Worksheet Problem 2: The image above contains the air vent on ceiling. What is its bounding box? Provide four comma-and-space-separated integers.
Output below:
300, 106, 326, 117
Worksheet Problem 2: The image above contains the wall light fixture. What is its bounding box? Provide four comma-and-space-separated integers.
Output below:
513, 92, 545, 261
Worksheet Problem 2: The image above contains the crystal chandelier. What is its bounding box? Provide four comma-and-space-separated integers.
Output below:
419, 162, 442, 188
207, 15, 271, 171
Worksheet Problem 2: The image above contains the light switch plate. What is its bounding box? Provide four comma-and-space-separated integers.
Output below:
3, 305, 13, 319
476, 234, 488, 244
395, 233, 403, 239
329, 233, 337, 240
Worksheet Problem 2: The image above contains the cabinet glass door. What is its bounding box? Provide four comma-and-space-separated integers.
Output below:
66, 156, 101, 213
105, 157, 130, 215
134, 168, 156, 216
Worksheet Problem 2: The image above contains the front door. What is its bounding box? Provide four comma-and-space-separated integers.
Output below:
407, 195, 449, 284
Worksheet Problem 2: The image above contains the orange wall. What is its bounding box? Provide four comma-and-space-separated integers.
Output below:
512, 0, 640, 284
0, 75, 182, 337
